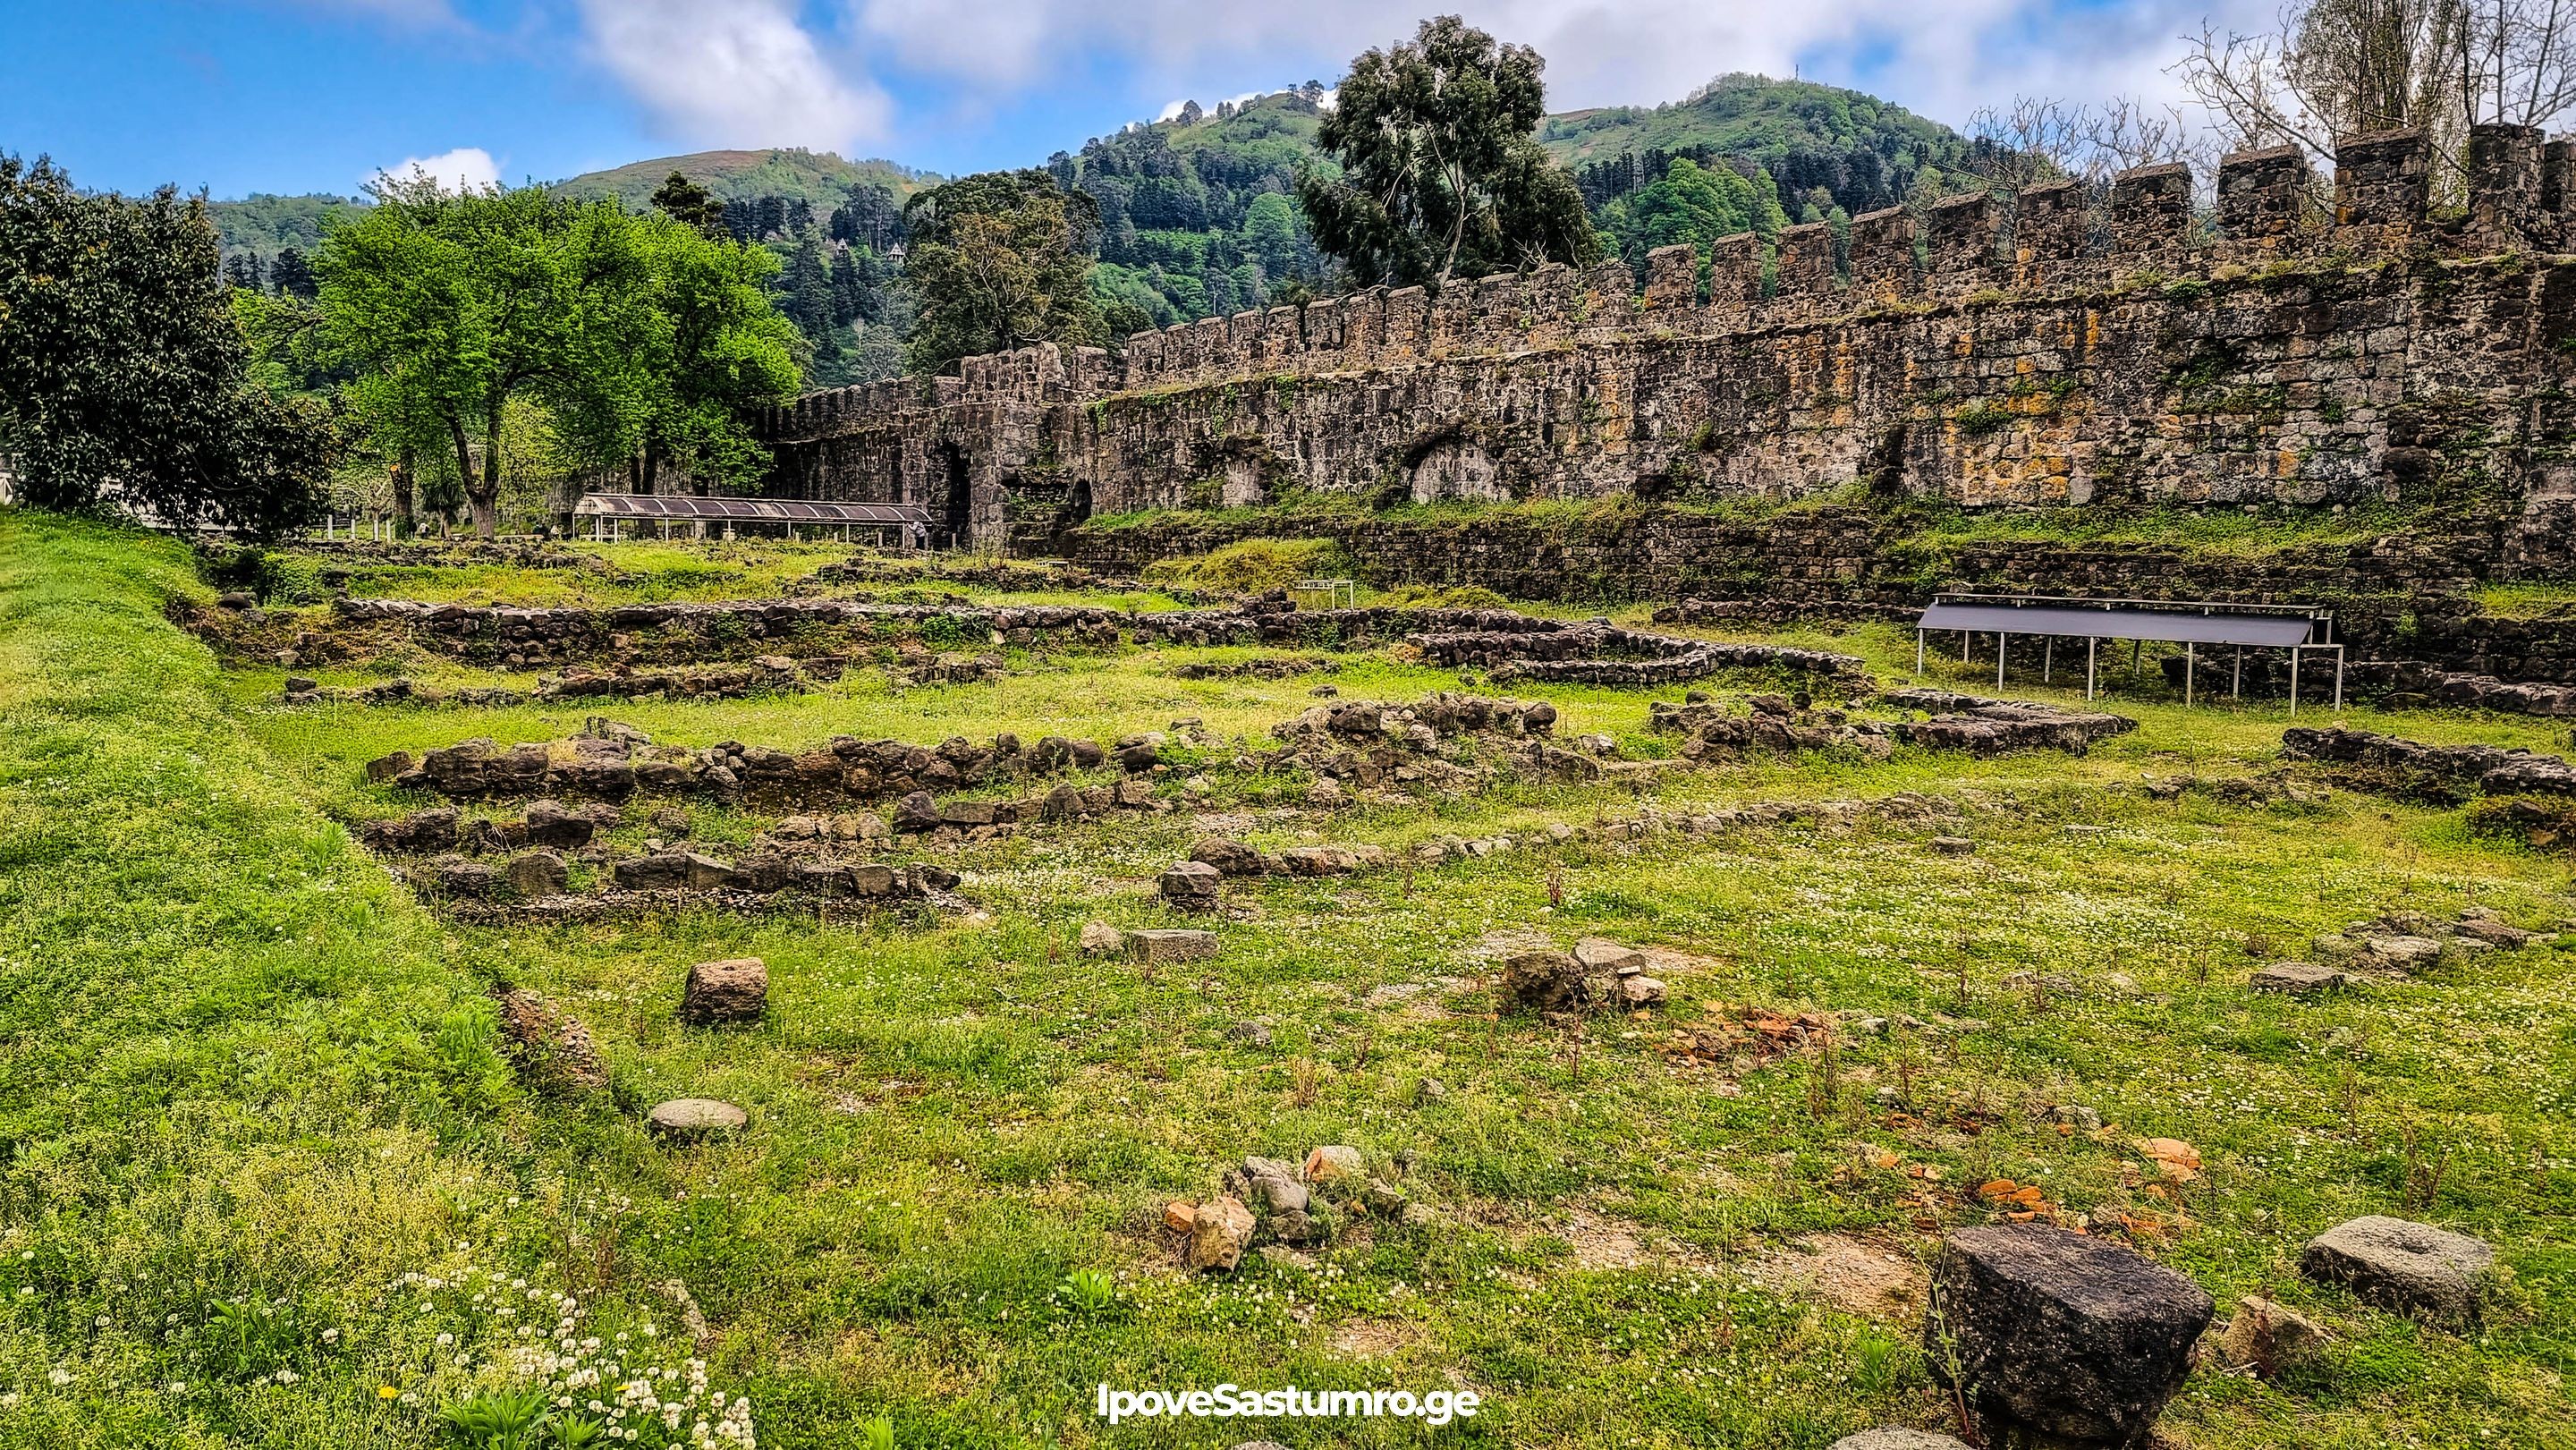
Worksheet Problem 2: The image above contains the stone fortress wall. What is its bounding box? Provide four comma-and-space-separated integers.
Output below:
752, 126, 2576, 573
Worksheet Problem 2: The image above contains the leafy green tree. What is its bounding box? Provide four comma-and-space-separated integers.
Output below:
1598, 157, 1788, 270
1297, 16, 1600, 287
317, 177, 795, 534
901, 169, 1106, 376
648, 171, 727, 239
223, 251, 264, 291
628, 214, 801, 488
0, 155, 338, 538
1241, 191, 1304, 279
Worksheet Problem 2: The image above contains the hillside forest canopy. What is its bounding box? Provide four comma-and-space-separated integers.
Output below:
199, 36, 2022, 403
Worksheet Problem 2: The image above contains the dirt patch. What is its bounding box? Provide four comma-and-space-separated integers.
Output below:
1470, 928, 1558, 961
1328, 1319, 1422, 1359
1641, 945, 1728, 977
1554, 1207, 1719, 1271
1743, 1233, 1928, 1323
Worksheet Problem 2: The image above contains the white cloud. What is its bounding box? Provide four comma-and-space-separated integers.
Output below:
370, 146, 502, 193
573, 0, 891, 151
856, 0, 2274, 141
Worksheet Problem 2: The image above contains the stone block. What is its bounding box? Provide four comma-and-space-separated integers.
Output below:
681, 956, 768, 1025
2470, 123, 2546, 246
1774, 222, 1837, 300
2250, 962, 2350, 993
2334, 130, 2429, 238
647, 1098, 747, 1141
1925, 191, 1995, 294
504, 849, 569, 898
1927, 1224, 2213, 1448
1848, 207, 1918, 303
2301, 1216, 2494, 1324
1127, 928, 1218, 962
1160, 860, 1223, 911
1829, 1433, 1971, 1450
1644, 243, 1699, 311
2110, 163, 2193, 259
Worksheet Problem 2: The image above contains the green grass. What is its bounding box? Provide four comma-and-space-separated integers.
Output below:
1895, 505, 2414, 559
5, 512, 2574, 1448
2475, 581, 2576, 619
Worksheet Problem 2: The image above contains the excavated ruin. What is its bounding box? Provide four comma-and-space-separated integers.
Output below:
1648, 689, 2136, 759
1877, 689, 2140, 755
1411, 620, 1869, 688
2280, 725, 2576, 801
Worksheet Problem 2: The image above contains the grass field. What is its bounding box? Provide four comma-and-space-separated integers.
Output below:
3, 513, 2572, 1450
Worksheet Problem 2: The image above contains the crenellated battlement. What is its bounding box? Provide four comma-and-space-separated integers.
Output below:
754, 129, 2576, 558
758, 127, 2576, 430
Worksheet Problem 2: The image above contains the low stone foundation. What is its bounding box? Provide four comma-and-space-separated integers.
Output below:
1411, 620, 1868, 688
2279, 725, 2576, 799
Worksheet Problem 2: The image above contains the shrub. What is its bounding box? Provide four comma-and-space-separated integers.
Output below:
1140, 537, 1348, 594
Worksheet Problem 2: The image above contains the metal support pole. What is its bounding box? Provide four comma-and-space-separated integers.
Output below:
1962, 630, 1971, 663
2087, 637, 2097, 700
1916, 629, 1925, 677
1997, 632, 2008, 689
2044, 638, 2053, 683
2289, 646, 2301, 718
2233, 648, 2242, 698
2333, 646, 2343, 711
2185, 643, 2195, 706
2131, 638, 2142, 678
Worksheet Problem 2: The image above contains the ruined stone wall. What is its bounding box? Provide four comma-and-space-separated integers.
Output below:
1055, 503, 2569, 669
757, 128, 2576, 567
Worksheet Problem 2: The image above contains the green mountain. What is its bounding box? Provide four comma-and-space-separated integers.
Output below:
1058, 87, 1336, 330
196, 74, 1973, 374
1058, 73, 1974, 327
208, 193, 363, 261
1544, 73, 1978, 221
550, 148, 938, 211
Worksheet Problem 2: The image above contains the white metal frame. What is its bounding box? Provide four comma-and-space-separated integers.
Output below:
1911, 594, 2345, 715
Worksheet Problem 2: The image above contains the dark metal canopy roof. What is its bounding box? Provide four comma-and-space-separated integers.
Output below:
1919, 595, 2326, 648
572, 493, 930, 525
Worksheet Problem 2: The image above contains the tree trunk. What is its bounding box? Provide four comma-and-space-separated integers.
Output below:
641, 436, 662, 494
392, 445, 417, 541
446, 415, 477, 533
470, 398, 504, 538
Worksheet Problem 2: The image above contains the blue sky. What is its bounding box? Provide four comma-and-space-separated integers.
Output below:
0, 0, 2253, 199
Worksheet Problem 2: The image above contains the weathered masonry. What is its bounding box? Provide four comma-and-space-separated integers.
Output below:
752, 128, 2576, 561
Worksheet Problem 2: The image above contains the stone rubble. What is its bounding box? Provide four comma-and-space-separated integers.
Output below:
646, 1098, 749, 1142
2301, 1216, 2496, 1325
1927, 1223, 2213, 1449
679, 957, 769, 1025
494, 988, 608, 1095
2281, 726, 2576, 800
1411, 619, 1868, 689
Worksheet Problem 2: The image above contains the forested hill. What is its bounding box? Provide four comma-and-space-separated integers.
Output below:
1055, 88, 1335, 332
551, 148, 938, 211
1541, 72, 1978, 219
1057, 73, 1976, 329
200, 73, 1974, 378
208, 193, 362, 259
